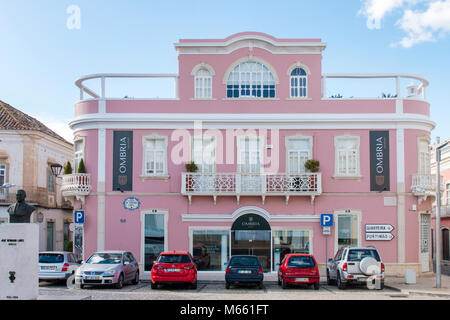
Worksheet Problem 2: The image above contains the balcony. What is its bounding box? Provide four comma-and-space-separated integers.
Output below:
181, 172, 322, 205
61, 173, 92, 205
411, 174, 444, 204
433, 205, 450, 218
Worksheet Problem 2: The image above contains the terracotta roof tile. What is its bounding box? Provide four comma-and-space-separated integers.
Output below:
0, 100, 70, 144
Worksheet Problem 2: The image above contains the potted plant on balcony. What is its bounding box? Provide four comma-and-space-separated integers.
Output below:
77, 158, 86, 174
64, 161, 73, 175
185, 161, 198, 192
305, 159, 320, 191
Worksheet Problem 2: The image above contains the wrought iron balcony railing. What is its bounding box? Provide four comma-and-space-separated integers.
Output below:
181, 172, 322, 205
411, 173, 444, 204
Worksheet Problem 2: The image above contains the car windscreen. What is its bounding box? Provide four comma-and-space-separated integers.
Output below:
86, 253, 122, 264
287, 256, 316, 268
347, 249, 381, 262
158, 255, 191, 263
229, 256, 259, 267
39, 254, 64, 263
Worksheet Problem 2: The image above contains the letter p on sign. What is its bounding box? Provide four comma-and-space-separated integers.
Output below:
74, 210, 85, 224
320, 214, 333, 227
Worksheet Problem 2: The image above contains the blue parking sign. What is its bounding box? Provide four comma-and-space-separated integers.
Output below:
74, 210, 85, 224
320, 214, 333, 227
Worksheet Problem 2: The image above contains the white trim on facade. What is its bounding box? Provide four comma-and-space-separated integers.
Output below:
69, 112, 435, 132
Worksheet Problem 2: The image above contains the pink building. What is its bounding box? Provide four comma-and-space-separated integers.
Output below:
63, 32, 437, 277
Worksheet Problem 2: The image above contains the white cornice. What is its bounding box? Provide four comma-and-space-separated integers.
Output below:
175, 35, 326, 55
69, 112, 435, 132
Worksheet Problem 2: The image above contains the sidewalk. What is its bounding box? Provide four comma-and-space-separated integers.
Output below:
384, 274, 450, 298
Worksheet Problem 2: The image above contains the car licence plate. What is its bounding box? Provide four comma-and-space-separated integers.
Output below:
85, 276, 101, 280
41, 266, 57, 271
165, 268, 180, 272
295, 278, 308, 282
238, 270, 252, 274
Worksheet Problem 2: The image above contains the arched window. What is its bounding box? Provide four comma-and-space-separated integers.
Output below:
226, 61, 275, 98
195, 68, 212, 99
290, 67, 307, 98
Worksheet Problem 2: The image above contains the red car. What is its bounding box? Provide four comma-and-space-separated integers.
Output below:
277, 254, 320, 290
151, 251, 197, 289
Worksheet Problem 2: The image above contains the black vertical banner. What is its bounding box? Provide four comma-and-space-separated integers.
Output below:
113, 131, 133, 191
370, 131, 390, 191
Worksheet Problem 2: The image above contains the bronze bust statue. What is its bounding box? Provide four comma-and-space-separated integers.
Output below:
7, 189, 36, 223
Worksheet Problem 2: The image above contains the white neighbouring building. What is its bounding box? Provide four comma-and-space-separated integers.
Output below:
0, 100, 75, 252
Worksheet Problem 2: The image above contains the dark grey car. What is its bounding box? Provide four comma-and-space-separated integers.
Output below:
225, 255, 264, 289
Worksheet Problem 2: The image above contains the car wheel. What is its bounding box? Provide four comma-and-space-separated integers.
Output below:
326, 270, 335, 285
151, 282, 158, 289
79, 284, 84, 289
132, 271, 139, 285
337, 272, 345, 290
225, 282, 230, 290
191, 281, 197, 290
277, 276, 281, 286
258, 282, 264, 289
281, 278, 287, 289
313, 282, 319, 290
115, 274, 124, 289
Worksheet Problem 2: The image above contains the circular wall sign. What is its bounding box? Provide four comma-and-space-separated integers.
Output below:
68, 223, 75, 232
123, 197, 141, 210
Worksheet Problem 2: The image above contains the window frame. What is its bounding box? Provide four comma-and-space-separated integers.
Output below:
417, 137, 430, 175
224, 58, 279, 99
285, 135, 313, 174
0, 164, 7, 199
74, 137, 85, 174
142, 134, 168, 177
334, 135, 361, 178
334, 210, 361, 252
191, 134, 216, 174
194, 68, 213, 99
289, 68, 308, 99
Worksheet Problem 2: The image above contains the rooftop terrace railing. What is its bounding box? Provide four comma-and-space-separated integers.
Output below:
322, 74, 429, 100
75, 73, 429, 101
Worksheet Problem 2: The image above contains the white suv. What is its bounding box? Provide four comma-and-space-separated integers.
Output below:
326, 247, 385, 290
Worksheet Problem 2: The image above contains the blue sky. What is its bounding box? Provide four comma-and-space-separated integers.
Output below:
0, 0, 449, 142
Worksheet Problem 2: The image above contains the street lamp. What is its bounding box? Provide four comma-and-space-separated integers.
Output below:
50, 163, 63, 177
435, 137, 448, 288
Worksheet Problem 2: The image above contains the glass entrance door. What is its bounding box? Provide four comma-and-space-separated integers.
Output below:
230, 213, 271, 272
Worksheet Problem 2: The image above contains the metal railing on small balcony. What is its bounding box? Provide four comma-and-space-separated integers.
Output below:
411, 173, 444, 203
433, 205, 450, 218
61, 173, 91, 204
181, 172, 321, 205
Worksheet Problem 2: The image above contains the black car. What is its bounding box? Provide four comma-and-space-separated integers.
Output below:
225, 255, 264, 289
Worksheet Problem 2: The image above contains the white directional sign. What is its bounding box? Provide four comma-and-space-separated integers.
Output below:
365, 232, 394, 241
365, 224, 394, 233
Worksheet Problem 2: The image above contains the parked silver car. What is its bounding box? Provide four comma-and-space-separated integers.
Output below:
326, 246, 385, 290
75, 251, 139, 289
39, 251, 81, 282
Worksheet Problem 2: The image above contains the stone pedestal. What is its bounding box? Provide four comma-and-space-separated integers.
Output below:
0, 223, 39, 300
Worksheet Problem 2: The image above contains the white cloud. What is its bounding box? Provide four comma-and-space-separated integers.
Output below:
32, 114, 74, 143
395, 1, 450, 47
359, 0, 423, 29
360, 0, 450, 47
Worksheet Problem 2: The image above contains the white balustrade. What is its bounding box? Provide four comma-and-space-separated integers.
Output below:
182, 172, 321, 205
61, 173, 91, 204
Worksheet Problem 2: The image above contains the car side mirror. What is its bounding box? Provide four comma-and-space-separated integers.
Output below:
77, 260, 83, 264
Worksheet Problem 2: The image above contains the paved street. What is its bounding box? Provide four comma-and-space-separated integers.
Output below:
38, 279, 449, 300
